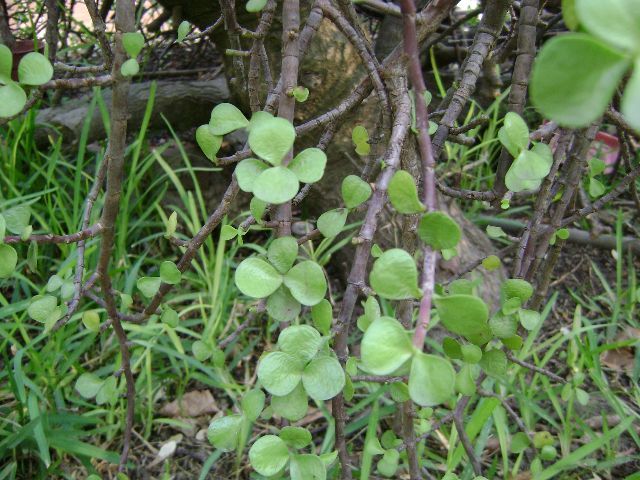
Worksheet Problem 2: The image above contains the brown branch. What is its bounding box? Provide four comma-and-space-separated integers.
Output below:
506, 351, 566, 384
84, 0, 113, 67
453, 395, 483, 476
248, 0, 277, 113
3, 224, 103, 245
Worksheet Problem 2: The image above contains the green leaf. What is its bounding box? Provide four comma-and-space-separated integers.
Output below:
235, 158, 269, 193
192, 340, 212, 362
317, 208, 347, 238
371, 244, 383, 257
45, 274, 62, 292
588, 177, 605, 198
352, 125, 370, 155
562, 0, 579, 30
589, 157, 606, 177
122, 32, 144, 57
289, 148, 326, 183
250, 197, 267, 222
342, 175, 372, 208
28, 295, 58, 323
290, 454, 326, 480
443, 337, 463, 359
137, 276, 161, 298
164, 211, 177, 238
249, 435, 290, 477
278, 325, 322, 362
388, 170, 425, 214
208, 415, 243, 452
479, 349, 508, 377
461, 344, 482, 364
160, 261, 181, 284
246, 0, 269, 12
120, 58, 139, 77
418, 211, 461, 250
360, 317, 414, 375
518, 309, 541, 330
511, 432, 530, 454
530, 34, 630, 128
268, 236, 298, 274
18, 52, 53, 85
576, 0, 640, 53
498, 112, 529, 157
369, 249, 421, 300
248, 116, 296, 165
271, 382, 308, 421
284, 261, 327, 306
161, 307, 179, 328
311, 299, 332, 335
357, 296, 381, 333
503, 335, 523, 350
75, 373, 103, 399
253, 166, 300, 204
302, 356, 345, 400
0, 82, 27, 117
267, 286, 301, 323
209, 103, 249, 135
195, 124, 222, 161
235, 257, 282, 299
220, 225, 238, 241
502, 297, 521, 316
0, 244, 17, 278
482, 255, 501, 271
95, 375, 118, 405
292, 86, 310, 103
456, 364, 477, 396
489, 314, 518, 339
501, 279, 534, 303
279, 426, 312, 449
377, 449, 400, 477
258, 351, 304, 396
621, 59, 640, 132
0, 213, 5, 240
409, 352, 456, 406
505, 145, 554, 192
241, 389, 265, 422
0, 44, 11, 80
434, 294, 489, 339
82, 310, 101, 332
486, 225, 506, 238
177, 21, 190, 42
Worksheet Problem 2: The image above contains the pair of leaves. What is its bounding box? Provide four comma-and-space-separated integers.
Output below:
249, 434, 328, 479
257, 325, 345, 401
75, 373, 119, 405
0, 47, 53, 117
27, 294, 66, 328
137, 261, 182, 297
207, 388, 266, 451
360, 316, 456, 406
531, 0, 640, 132
235, 238, 327, 307
505, 143, 554, 193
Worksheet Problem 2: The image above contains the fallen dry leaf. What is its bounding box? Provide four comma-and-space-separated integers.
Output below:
160, 390, 217, 418
600, 327, 640, 376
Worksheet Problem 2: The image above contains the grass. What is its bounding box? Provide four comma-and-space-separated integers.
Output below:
0, 88, 638, 479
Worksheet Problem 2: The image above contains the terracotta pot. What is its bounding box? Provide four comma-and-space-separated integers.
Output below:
10, 39, 45, 81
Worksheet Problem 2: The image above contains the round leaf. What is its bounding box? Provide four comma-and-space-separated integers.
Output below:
208, 415, 243, 452
267, 236, 298, 274
291, 454, 326, 480
498, 112, 529, 157
479, 349, 508, 377
18, 52, 53, 85
530, 34, 630, 128
278, 325, 322, 362
455, 364, 477, 396
246, 0, 269, 12
235, 257, 282, 298
160, 261, 181, 285
434, 294, 489, 338
621, 59, 640, 132
177, 21, 190, 42
28, 295, 57, 323
369, 249, 421, 300
257, 351, 304, 396
242, 389, 266, 422
342, 175, 372, 208
248, 116, 296, 165
249, 435, 290, 477
252, 166, 300, 205
0, 82, 27, 118
417, 212, 461, 250
352, 125, 370, 155
196, 124, 222, 161
122, 32, 144, 57
289, 148, 327, 183
267, 286, 302, 323
120, 58, 139, 77
317, 208, 347, 238
161, 307, 179, 328
209, 103, 249, 135
82, 310, 101, 332
137, 276, 161, 298
271, 382, 308, 421
388, 170, 425, 214
302, 356, 345, 400
361, 317, 414, 375
461, 344, 482, 364
279, 426, 312, 449
311, 299, 332, 335
0, 244, 17, 278
235, 158, 269, 193
284, 261, 327, 306
0, 44, 11, 80
501, 279, 534, 303
75, 373, 103, 399
576, 0, 640, 53
408, 352, 456, 406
